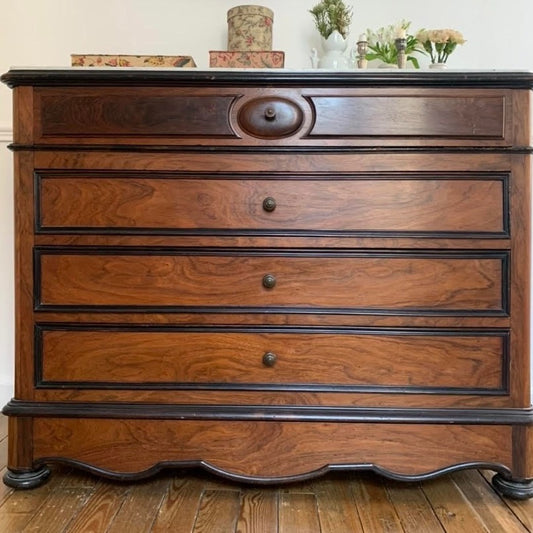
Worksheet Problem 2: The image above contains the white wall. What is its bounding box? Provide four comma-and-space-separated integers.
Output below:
0, 0, 532, 405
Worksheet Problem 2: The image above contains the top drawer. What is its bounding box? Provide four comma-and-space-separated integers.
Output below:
30, 86, 515, 148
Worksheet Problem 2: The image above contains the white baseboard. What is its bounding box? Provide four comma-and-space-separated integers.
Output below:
0, 125, 13, 143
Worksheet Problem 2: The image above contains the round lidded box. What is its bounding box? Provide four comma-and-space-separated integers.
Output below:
227, 5, 273, 51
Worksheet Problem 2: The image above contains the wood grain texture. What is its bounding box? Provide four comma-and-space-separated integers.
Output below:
0, 415, 531, 533
192, 489, 241, 533
238, 97, 304, 138
279, 492, 321, 533
7, 417, 33, 470
38, 252, 505, 312
351, 474, 404, 532
33, 148, 517, 173
480, 470, 533, 531
20, 486, 93, 532
40, 329, 505, 391
105, 477, 169, 533
31, 387, 517, 409
12, 86, 34, 145
384, 479, 444, 532
310, 476, 364, 533
62, 483, 129, 533
509, 156, 532, 406
4, 71, 532, 495
37, 88, 237, 138
31, 418, 513, 480
235, 489, 278, 533
14, 151, 36, 400
151, 477, 204, 533
33, 232, 513, 252
309, 94, 506, 138
28, 85, 518, 148
451, 470, 529, 532
38, 175, 505, 234
422, 476, 491, 533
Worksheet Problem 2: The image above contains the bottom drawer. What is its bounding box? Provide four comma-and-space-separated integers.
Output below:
36, 326, 508, 394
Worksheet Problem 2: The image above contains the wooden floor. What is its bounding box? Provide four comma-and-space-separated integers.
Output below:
0, 416, 531, 532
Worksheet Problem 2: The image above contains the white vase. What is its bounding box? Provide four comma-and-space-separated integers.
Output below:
318, 30, 350, 69
429, 62, 447, 70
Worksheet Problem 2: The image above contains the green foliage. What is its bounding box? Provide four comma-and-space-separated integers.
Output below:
309, 0, 353, 39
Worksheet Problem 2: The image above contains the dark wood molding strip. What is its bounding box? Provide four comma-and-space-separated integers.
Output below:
3, 69, 533, 89
4, 401, 532, 425
9, 143, 533, 153
29, 456, 514, 485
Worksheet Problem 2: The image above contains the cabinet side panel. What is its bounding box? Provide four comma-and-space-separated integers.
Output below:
510, 155, 532, 406
13, 86, 34, 145
13, 151, 35, 400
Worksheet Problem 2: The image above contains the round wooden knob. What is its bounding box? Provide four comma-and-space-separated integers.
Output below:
264, 107, 277, 120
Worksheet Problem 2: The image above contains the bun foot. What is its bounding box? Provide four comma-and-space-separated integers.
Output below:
492, 473, 533, 500
3, 466, 51, 489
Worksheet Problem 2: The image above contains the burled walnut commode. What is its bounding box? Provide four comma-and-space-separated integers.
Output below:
1, 68, 532, 499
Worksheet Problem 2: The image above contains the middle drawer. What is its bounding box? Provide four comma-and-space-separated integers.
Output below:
35, 248, 508, 315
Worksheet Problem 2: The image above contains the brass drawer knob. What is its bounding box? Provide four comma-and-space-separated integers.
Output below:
262, 197, 277, 212
262, 352, 277, 367
262, 274, 276, 289
264, 107, 276, 121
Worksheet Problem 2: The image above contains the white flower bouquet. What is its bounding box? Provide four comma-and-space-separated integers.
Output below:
365, 20, 424, 68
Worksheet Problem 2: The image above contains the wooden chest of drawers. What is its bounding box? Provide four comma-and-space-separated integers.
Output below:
2, 69, 532, 499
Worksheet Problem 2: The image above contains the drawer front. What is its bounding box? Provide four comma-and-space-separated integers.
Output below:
33, 87, 513, 146
36, 326, 508, 394
37, 173, 507, 237
36, 249, 508, 315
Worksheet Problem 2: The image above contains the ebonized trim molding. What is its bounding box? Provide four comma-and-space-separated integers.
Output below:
4, 401, 532, 425
28, 457, 514, 486
9, 144, 533, 154
3, 69, 533, 89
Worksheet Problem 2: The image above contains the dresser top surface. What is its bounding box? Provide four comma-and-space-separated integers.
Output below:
3, 68, 533, 89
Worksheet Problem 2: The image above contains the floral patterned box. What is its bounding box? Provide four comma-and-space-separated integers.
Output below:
227, 5, 273, 51
209, 51, 284, 68
71, 54, 197, 68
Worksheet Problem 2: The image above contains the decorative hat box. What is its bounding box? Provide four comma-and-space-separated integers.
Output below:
71, 54, 196, 68
209, 50, 284, 68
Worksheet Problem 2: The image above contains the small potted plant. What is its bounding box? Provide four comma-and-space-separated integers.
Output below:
309, 0, 353, 68
309, 0, 353, 39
